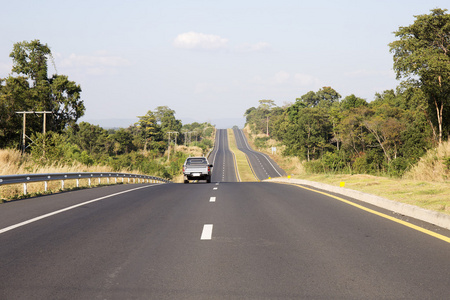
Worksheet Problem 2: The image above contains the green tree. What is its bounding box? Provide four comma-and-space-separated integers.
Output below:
389, 8, 450, 143
155, 106, 182, 138
0, 76, 30, 148
136, 110, 159, 151
8, 40, 85, 132
109, 128, 136, 155
68, 122, 109, 158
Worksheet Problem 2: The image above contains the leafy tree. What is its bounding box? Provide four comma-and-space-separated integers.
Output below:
1, 40, 85, 149
48, 74, 84, 131
136, 110, 159, 151
298, 87, 341, 108
389, 8, 450, 143
68, 122, 109, 158
341, 94, 368, 110
155, 106, 182, 134
109, 128, 136, 155
0, 76, 30, 148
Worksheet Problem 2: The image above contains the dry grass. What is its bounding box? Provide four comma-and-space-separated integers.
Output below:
404, 141, 450, 182
242, 129, 450, 215
0, 148, 115, 175
227, 129, 257, 182
175, 145, 204, 158
290, 173, 450, 214
0, 149, 140, 201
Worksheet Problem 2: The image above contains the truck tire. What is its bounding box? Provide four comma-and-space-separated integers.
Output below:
206, 176, 211, 183
184, 180, 189, 184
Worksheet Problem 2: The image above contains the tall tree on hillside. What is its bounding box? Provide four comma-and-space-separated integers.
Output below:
298, 87, 341, 108
389, 8, 450, 143
136, 110, 159, 151
6, 40, 85, 134
155, 106, 182, 136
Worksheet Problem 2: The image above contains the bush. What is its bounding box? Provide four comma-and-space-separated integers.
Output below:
303, 151, 350, 174
254, 136, 269, 148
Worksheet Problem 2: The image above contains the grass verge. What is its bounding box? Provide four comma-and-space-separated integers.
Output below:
291, 173, 450, 214
242, 127, 450, 215
227, 129, 257, 182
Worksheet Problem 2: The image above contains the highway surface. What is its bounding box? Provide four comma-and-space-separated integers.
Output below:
208, 129, 238, 182
1, 129, 450, 299
233, 128, 286, 180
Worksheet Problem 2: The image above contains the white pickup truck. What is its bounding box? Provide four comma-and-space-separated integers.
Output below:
183, 157, 213, 184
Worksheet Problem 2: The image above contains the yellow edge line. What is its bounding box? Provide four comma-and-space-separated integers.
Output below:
229, 129, 257, 182
227, 129, 240, 182
276, 181, 450, 244
243, 152, 259, 181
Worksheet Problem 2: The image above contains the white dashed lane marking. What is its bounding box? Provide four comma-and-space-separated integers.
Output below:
209, 197, 216, 202
201, 224, 213, 240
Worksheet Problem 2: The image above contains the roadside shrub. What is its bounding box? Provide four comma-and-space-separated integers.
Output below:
254, 136, 270, 149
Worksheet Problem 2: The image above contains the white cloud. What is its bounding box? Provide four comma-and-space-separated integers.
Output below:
344, 69, 395, 79
254, 71, 320, 88
57, 52, 131, 75
293, 73, 321, 87
235, 42, 271, 53
274, 71, 290, 84
60, 52, 130, 68
174, 32, 228, 50
173, 32, 270, 53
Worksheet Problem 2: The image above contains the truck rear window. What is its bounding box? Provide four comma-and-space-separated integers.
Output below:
186, 158, 207, 165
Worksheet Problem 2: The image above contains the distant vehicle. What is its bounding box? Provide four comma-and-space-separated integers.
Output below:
183, 157, 213, 184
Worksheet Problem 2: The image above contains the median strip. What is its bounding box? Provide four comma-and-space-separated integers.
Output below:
227, 129, 257, 182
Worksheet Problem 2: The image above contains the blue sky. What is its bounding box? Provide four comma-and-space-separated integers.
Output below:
1, 0, 448, 128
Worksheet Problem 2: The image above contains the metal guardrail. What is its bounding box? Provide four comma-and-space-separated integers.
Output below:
0, 172, 170, 196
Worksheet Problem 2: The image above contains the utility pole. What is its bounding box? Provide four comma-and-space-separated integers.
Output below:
166, 131, 179, 161
183, 131, 188, 146
188, 131, 195, 144
16, 111, 52, 154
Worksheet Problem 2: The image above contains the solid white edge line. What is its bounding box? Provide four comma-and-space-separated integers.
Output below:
201, 224, 213, 240
0, 184, 165, 235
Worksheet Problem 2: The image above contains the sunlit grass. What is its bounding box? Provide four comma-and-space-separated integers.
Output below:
242, 127, 450, 215
227, 129, 257, 182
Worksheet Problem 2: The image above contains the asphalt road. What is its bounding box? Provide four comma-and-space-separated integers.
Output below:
233, 128, 286, 180
208, 129, 238, 182
1, 131, 450, 299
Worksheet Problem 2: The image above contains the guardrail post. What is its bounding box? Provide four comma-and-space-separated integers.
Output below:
88, 178, 91, 187
107, 177, 110, 184
45, 181, 48, 192
61, 180, 65, 190
76, 179, 79, 188
23, 182, 27, 195
98, 177, 101, 185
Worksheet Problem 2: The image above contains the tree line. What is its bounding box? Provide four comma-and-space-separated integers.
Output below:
245, 9, 450, 177
0, 40, 214, 179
